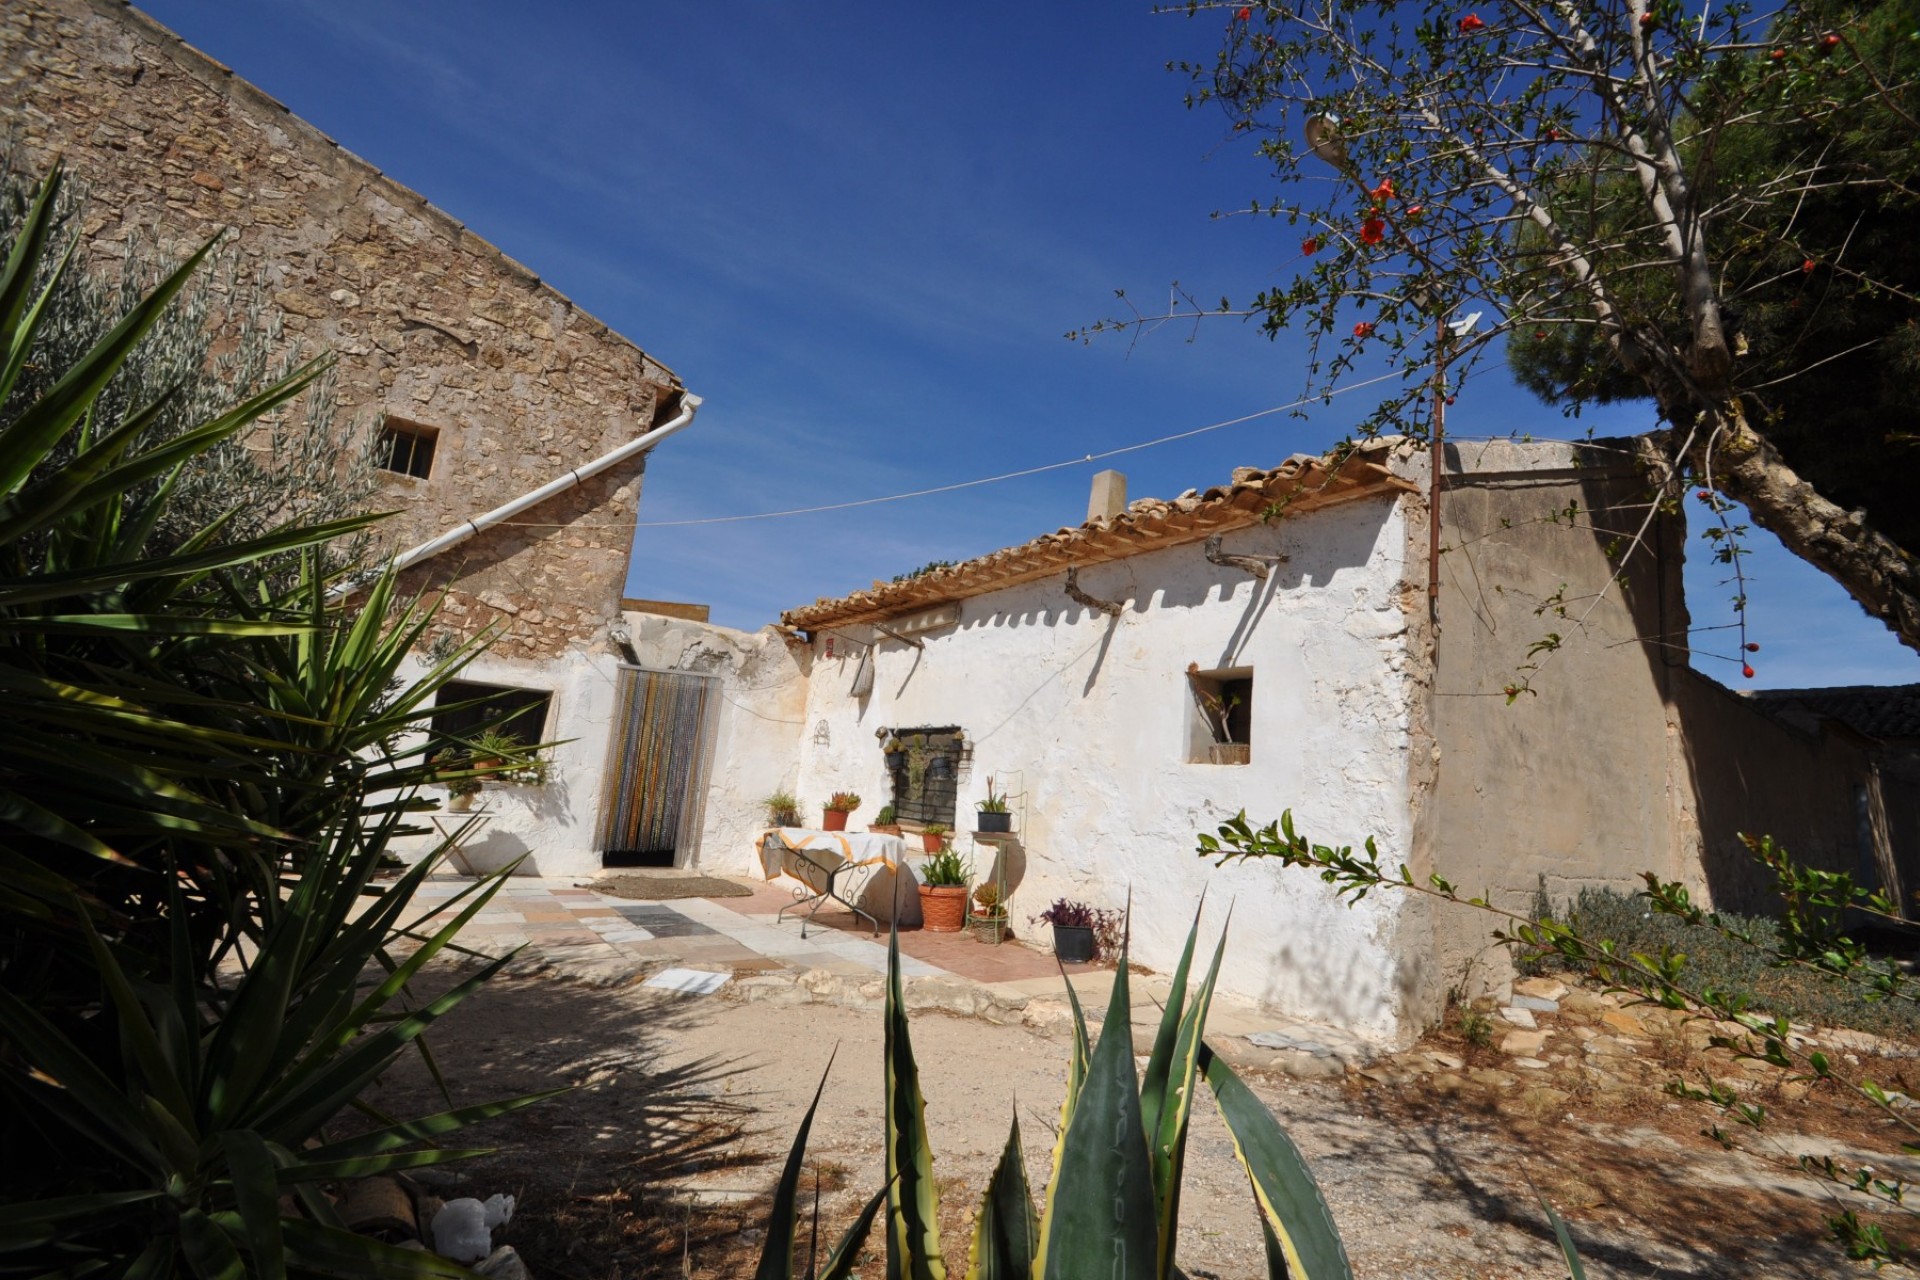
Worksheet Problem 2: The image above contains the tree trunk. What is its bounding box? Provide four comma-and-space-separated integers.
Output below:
1668, 405, 1920, 658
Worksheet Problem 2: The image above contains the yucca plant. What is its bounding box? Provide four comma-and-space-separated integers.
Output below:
0, 165, 550, 1276
757, 910, 1594, 1278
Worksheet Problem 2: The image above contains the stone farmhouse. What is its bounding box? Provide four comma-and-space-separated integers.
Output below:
641, 438, 1920, 1046
1, 0, 698, 867
8, 1, 1912, 1047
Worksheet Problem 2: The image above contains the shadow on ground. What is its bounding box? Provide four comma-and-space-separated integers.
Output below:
349, 971, 766, 1280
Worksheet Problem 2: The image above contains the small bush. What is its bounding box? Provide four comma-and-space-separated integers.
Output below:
1558, 887, 1920, 1039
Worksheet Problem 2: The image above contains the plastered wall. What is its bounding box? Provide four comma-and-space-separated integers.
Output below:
787, 496, 1432, 1044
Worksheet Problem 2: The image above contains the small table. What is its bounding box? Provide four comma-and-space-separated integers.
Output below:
761, 828, 907, 937
431, 812, 494, 877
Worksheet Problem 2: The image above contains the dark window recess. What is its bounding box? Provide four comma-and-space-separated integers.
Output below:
887, 727, 965, 827
378, 421, 437, 479
431, 681, 551, 752
1187, 667, 1252, 765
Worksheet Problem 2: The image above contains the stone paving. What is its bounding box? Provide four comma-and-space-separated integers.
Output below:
408, 869, 1378, 1072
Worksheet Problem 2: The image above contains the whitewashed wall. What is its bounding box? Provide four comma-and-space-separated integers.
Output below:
391, 646, 624, 880
788, 494, 1429, 1044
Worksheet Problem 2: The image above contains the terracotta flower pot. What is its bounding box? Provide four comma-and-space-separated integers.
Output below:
921, 832, 946, 853
821, 808, 850, 831
918, 884, 969, 932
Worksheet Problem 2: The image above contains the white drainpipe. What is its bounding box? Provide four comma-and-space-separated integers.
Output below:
333, 393, 702, 596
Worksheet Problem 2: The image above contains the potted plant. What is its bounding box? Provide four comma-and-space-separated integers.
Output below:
435, 749, 483, 813
870, 804, 902, 835
968, 881, 1010, 944
920, 821, 950, 853
916, 847, 971, 932
975, 778, 1012, 834
1034, 898, 1116, 965
470, 728, 523, 771
764, 791, 802, 828
822, 790, 861, 832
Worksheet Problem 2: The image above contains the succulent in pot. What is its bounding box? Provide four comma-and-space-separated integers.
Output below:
822, 790, 861, 831
919, 821, 950, 853
975, 777, 1012, 833
870, 803, 902, 835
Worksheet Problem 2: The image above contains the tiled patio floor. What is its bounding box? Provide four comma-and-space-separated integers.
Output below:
405, 869, 1099, 994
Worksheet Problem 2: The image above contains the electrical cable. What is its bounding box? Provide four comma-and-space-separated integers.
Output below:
624, 367, 1413, 529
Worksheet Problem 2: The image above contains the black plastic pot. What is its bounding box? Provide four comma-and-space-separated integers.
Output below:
976, 810, 1013, 834
1052, 923, 1096, 964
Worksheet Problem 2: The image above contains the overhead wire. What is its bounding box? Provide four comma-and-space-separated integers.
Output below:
617, 366, 1416, 530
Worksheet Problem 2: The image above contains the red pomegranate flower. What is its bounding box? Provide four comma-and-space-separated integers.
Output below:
1802, 258, 1817, 273
1235, 5, 1251, 19
1353, 321, 1375, 339
1458, 13, 1486, 32
1742, 663, 1756, 679
1360, 217, 1386, 245
1370, 177, 1396, 201
1745, 642, 1761, 652
1301, 236, 1320, 255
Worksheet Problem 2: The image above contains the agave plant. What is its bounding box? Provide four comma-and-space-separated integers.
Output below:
757, 910, 1594, 1278
754, 907, 1352, 1280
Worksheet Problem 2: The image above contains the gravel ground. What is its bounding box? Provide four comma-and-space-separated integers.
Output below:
360, 970, 1904, 1279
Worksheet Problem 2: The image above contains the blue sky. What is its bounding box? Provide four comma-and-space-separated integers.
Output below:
136, 0, 1920, 691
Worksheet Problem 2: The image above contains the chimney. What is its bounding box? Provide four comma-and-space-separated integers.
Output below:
1086, 469, 1127, 523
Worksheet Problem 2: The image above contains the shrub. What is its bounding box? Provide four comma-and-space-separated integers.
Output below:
1554, 886, 1920, 1038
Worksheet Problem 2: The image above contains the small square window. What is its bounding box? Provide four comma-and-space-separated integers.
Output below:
1186, 666, 1252, 765
431, 680, 551, 753
378, 420, 438, 479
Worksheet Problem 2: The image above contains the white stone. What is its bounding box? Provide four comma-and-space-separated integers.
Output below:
643, 967, 731, 996
1497, 1007, 1537, 1029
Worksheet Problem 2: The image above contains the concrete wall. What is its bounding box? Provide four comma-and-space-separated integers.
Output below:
1672, 672, 1920, 917
788, 495, 1433, 1045
0, 0, 683, 662
1425, 439, 1694, 990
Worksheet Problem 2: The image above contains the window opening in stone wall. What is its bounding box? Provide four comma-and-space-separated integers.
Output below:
430, 680, 551, 753
1186, 666, 1252, 765
884, 726, 965, 827
378, 419, 438, 479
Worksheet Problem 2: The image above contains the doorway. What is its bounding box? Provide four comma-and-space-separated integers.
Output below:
595, 666, 720, 867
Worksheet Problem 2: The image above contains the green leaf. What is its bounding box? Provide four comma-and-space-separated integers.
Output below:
1199, 1045, 1352, 1280
756, 1051, 836, 1280
1541, 1198, 1588, 1279
883, 926, 947, 1279
178, 1206, 247, 1280
220, 1131, 287, 1280
821, 1183, 891, 1280
965, 1111, 1034, 1280
1031, 940, 1158, 1280
1148, 920, 1228, 1280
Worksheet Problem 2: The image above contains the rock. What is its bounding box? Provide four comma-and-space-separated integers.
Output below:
1247, 1030, 1333, 1055
1514, 977, 1569, 1001
1497, 1007, 1538, 1030
476, 1247, 531, 1280
1583, 1035, 1634, 1057
1561, 990, 1610, 1018
1522, 1085, 1571, 1109
338, 1177, 416, 1240
1499, 1029, 1548, 1057
1510, 1057, 1552, 1071
1468, 1067, 1516, 1088
1270, 1049, 1346, 1079
1510, 994, 1561, 1013
1600, 1009, 1646, 1037
1428, 1072, 1468, 1096
1424, 1050, 1465, 1071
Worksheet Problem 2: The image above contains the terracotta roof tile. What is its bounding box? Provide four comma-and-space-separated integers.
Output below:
780, 441, 1416, 630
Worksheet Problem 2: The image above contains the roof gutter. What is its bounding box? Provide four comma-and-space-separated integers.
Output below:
334, 393, 702, 597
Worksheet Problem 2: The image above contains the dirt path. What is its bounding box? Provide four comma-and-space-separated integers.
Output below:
363, 971, 1901, 1279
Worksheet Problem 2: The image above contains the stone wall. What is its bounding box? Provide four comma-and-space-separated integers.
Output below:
0, 0, 685, 659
